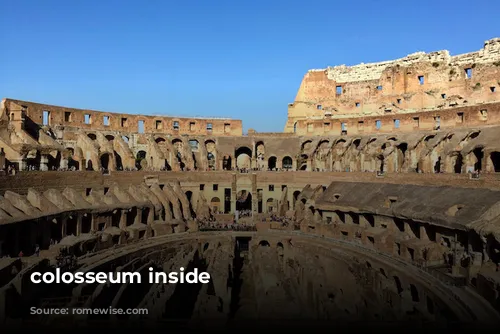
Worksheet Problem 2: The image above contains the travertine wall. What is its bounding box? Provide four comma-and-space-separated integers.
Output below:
286, 38, 500, 133
3, 98, 243, 136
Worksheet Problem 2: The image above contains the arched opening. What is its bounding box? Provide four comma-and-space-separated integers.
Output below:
259, 240, 270, 247
185, 191, 195, 217
100, 153, 110, 170
293, 122, 297, 133
87, 133, 97, 141
236, 190, 252, 211
393, 276, 403, 295
26, 150, 41, 171
66, 148, 79, 170
277, 242, 284, 256
155, 137, 166, 144
255, 141, 265, 159
223, 155, 232, 170
434, 156, 441, 173
164, 159, 171, 171
268, 156, 277, 170
491, 152, 500, 172
473, 147, 484, 171
282, 156, 292, 170
210, 197, 221, 214
352, 139, 361, 149
205, 140, 216, 170
235, 146, 252, 169
47, 151, 61, 170
81, 214, 92, 234
114, 151, 123, 170
86, 159, 94, 171
299, 164, 307, 171
410, 284, 419, 302
293, 190, 301, 208
105, 135, 114, 142
453, 153, 463, 173
136, 150, 147, 170
266, 198, 276, 213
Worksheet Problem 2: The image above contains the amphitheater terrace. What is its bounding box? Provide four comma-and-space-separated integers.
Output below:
1, 37, 500, 329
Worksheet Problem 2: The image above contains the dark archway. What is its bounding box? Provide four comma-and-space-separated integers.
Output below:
235, 146, 252, 169
87, 133, 97, 141
282, 156, 292, 170
223, 155, 232, 170
473, 147, 484, 171
491, 152, 500, 172
136, 150, 146, 170
454, 153, 463, 174
236, 190, 252, 211
114, 151, 123, 170
100, 153, 110, 170
268, 156, 277, 170
87, 159, 94, 171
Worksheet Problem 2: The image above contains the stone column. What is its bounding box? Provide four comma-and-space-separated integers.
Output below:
76, 215, 83, 236
120, 210, 127, 229
40, 154, 49, 171
0, 148, 5, 171
230, 173, 237, 213
135, 208, 142, 224
61, 216, 68, 238
91, 214, 98, 232
251, 173, 257, 215
147, 206, 154, 224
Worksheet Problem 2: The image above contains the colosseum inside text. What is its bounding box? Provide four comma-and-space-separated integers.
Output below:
1, 38, 500, 330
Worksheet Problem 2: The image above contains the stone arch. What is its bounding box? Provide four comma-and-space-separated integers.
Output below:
393, 276, 403, 295
86, 159, 94, 171
282, 156, 293, 170
136, 150, 147, 170
453, 152, 463, 174
87, 133, 97, 141
223, 155, 232, 170
410, 284, 420, 302
205, 140, 217, 170
100, 153, 112, 170
236, 190, 252, 211
268, 156, 277, 170
210, 197, 221, 213
301, 140, 312, 151
266, 198, 276, 212
490, 151, 500, 172
255, 141, 265, 159
105, 135, 115, 141
155, 137, 166, 144
65, 148, 79, 170
259, 240, 270, 247
472, 146, 484, 171
235, 146, 252, 169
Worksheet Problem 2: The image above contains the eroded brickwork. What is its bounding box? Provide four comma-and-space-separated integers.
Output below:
286, 38, 500, 135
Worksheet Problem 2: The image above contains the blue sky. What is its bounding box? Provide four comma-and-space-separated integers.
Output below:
1, 0, 499, 132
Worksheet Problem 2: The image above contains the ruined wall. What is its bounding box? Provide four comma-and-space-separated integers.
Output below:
286, 38, 500, 133
3, 98, 243, 136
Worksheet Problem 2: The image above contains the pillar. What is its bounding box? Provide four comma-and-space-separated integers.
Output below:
119, 210, 127, 229
230, 173, 237, 213
91, 214, 98, 232
251, 173, 257, 215
40, 154, 49, 171
147, 206, 154, 224
61, 216, 68, 238
76, 215, 82, 236
0, 148, 5, 171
